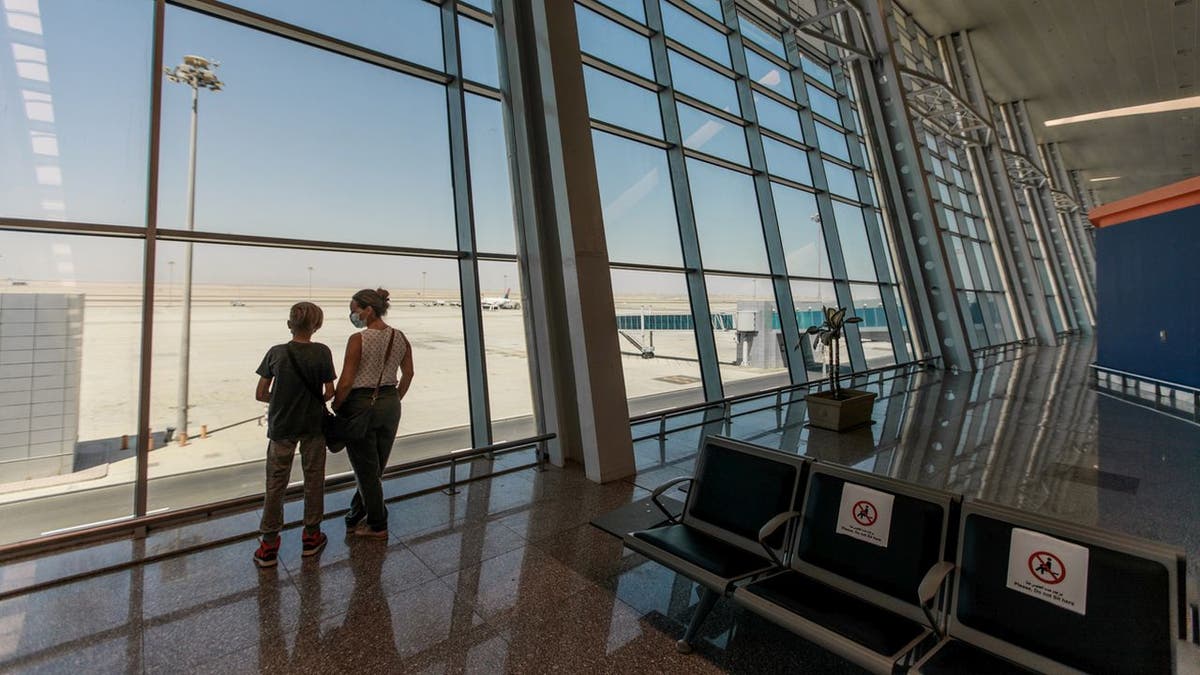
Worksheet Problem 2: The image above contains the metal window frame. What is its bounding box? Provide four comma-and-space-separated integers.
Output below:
0, 0, 552, 552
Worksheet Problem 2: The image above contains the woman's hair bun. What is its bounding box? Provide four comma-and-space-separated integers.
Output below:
376, 288, 390, 302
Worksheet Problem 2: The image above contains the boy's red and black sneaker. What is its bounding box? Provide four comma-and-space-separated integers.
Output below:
253, 538, 281, 568
301, 530, 327, 557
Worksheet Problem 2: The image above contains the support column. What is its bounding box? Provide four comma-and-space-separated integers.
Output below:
723, 6, 807, 386
644, 0, 724, 402
1045, 143, 1098, 284
494, 0, 635, 482
852, 0, 976, 372
943, 32, 1055, 346
441, 4, 491, 449
1004, 100, 1094, 334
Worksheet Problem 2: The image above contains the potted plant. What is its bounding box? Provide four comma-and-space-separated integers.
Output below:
802, 306, 877, 431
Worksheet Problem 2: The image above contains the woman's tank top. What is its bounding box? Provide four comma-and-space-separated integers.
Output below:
351, 327, 406, 389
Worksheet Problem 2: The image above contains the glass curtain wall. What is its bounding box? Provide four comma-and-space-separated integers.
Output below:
888, 7, 1019, 350
990, 101, 1071, 335
578, 0, 912, 416
0, 0, 537, 544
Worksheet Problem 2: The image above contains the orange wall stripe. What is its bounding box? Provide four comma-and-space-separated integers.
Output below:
1088, 176, 1200, 228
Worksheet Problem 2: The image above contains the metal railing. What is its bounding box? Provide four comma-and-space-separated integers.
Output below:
0, 433, 553, 598
1089, 364, 1200, 424
629, 357, 941, 442
970, 338, 1037, 361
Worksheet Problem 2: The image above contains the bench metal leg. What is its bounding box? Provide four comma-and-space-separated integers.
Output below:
676, 587, 720, 654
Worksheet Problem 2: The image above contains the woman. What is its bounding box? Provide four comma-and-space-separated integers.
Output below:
333, 288, 413, 538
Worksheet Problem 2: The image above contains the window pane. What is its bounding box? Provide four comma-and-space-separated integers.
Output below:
148, 245, 471, 510
478, 260, 535, 440
745, 50, 794, 99
849, 283, 894, 367
884, 285, 914, 361
668, 50, 739, 113
762, 138, 812, 184
461, 0, 494, 12
593, 132, 683, 267
459, 16, 499, 88
611, 270, 704, 415
814, 122, 850, 161
687, 159, 769, 273
771, 184, 830, 279
677, 103, 748, 165
466, 95, 517, 254
1, 0, 153, 226
158, 7, 456, 249
226, 0, 443, 70
800, 54, 835, 88
753, 93, 802, 140
576, 5, 654, 79
583, 66, 663, 138
0, 231, 142, 545
824, 161, 859, 200
681, 0, 723, 20
596, 0, 645, 22
738, 15, 785, 58
660, 2, 730, 67
832, 201, 877, 281
790, 278, 837, 380
806, 84, 842, 123
705, 275, 789, 396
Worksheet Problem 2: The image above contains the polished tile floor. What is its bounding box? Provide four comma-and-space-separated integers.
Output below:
1, 339, 1197, 673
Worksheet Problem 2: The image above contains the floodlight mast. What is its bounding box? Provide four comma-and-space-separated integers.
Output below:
164, 55, 222, 440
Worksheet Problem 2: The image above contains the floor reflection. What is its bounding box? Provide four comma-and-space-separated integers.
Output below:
1, 338, 1195, 673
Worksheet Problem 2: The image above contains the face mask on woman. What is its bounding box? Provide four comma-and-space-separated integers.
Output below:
349, 311, 366, 329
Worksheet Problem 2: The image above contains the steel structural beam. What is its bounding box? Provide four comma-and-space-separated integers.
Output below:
1039, 144, 1098, 318
643, 0, 724, 402
1045, 143, 1098, 282
943, 32, 1055, 347
723, 5, 809, 385
494, 0, 635, 480
850, 0, 975, 371
996, 103, 1078, 334
441, 3, 492, 449
1005, 101, 1095, 333
822, 3, 915, 364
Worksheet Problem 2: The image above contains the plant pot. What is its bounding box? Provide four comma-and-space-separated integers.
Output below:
805, 389, 877, 432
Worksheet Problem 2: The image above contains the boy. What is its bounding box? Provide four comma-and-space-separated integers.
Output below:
253, 301, 337, 567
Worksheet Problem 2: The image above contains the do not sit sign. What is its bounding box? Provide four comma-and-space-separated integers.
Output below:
1005, 528, 1089, 616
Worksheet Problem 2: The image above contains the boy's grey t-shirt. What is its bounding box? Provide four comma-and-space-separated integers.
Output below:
256, 342, 337, 441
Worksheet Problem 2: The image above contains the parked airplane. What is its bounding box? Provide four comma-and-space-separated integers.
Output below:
481, 288, 519, 310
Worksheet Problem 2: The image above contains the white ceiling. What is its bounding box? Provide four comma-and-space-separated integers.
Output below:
898, 0, 1199, 204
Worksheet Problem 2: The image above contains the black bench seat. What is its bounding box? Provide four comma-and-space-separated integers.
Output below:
740, 570, 929, 658
732, 463, 959, 675
623, 436, 809, 653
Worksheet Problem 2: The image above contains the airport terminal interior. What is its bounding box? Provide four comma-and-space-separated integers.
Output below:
1, 0, 1198, 672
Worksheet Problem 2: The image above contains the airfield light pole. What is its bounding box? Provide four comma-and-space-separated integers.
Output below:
165, 55, 222, 438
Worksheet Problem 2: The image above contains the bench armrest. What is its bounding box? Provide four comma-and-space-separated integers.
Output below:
757, 510, 801, 569
650, 476, 692, 524
917, 561, 955, 638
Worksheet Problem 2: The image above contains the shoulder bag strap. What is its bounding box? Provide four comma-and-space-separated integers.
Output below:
370, 329, 396, 404
284, 344, 324, 403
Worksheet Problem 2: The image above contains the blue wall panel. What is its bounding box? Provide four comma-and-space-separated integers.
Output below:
1095, 203, 1200, 387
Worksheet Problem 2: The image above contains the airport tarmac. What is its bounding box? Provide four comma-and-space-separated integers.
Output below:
0, 283, 896, 542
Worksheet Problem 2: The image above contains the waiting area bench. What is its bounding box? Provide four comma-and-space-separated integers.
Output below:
732, 461, 957, 674
911, 500, 1192, 674
622, 434, 1198, 673
622, 436, 807, 652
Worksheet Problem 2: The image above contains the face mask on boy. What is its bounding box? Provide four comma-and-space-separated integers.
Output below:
349, 312, 366, 329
